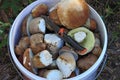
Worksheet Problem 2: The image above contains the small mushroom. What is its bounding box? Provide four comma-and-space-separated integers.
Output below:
15, 36, 30, 55
32, 4, 48, 18
23, 48, 38, 74
94, 37, 101, 47
44, 34, 64, 55
68, 27, 95, 55
28, 17, 46, 34
84, 18, 97, 30
39, 69, 63, 80
30, 43, 46, 55
92, 46, 102, 57
59, 46, 78, 61
23, 48, 33, 72
21, 15, 29, 36
30, 33, 43, 45
26, 14, 33, 36
92, 37, 102, 57
77, 54, 98, 71
32, 50, 53, 68
56, 52, 76, 78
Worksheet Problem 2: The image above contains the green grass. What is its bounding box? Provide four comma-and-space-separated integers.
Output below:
0, 0, 34, 51
0, 21, 10, 50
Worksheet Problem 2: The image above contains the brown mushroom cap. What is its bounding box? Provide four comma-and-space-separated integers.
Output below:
32, 4, 48, 18
30, 43, 46, 55
77, 54, 97, 71
49, 9, 61, 25
23, 48, 33, 72
57, 0, 89, 29
15, 36, 30, 55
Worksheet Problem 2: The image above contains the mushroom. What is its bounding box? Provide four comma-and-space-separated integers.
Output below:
32, 50, 53, 68
59, 46, 78, 61
21, 15, 29, 36
49, 9, 61, 25
68, 27, 95, 55
84, 18, 97, 30
30, 43, 46, 55
44, 34, 64, 55
56, 52, 76, 78
32, 4, 48, 18
92, 37, 102, 57
26, 14, 33, 36
39, 69, 63, 80
57, 0, 89, 29
23, 48, 38, 74
28, 17, 46, 35
92, 46, 102, 57
77, 54, 98, 71
23, 48, 33, 72
30, 33, 43, 45
15, 36, 30, 55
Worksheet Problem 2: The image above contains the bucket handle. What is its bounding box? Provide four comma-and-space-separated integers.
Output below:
94, 53, 108, 80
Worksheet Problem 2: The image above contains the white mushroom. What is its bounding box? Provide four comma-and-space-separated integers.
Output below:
29, 17, 46, 34
39, 69, 63, 80
44, 34, 64, 54
32, 50, 53, 68
45, 70, 63, 80
56, 52, 76, 78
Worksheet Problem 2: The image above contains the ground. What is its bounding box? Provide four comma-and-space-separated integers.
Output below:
0, 0, 120, 80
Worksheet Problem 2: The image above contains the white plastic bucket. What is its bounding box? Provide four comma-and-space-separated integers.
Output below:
9, 0, 108, 80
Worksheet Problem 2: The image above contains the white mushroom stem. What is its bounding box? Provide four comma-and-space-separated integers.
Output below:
38, 18, 46, 33
74, 31, 86, 43
39, 50, 53, 66
44, 70, 63, 80
56, 52, 76, 78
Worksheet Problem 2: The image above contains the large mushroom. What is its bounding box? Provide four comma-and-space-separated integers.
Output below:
68, 27, 95, 55
57, 0, 89, 29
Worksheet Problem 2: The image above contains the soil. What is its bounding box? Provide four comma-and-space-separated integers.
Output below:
0, 0, 120, 80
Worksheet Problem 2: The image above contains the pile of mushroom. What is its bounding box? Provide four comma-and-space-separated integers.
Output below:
15, 0, 102, 79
